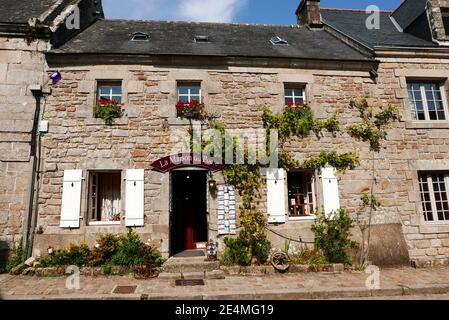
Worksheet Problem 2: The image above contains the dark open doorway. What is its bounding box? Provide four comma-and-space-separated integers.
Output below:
170, 170, 208, 256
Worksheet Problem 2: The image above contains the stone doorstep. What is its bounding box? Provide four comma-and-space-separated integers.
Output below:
158, 270, 226, 280
221, 263, 345, 276
162, 257, 220, 273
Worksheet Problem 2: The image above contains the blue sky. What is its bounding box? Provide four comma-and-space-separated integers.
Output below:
104, 0, 403, 23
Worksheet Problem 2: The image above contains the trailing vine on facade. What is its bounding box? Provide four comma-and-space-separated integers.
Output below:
187, 97, 400, 265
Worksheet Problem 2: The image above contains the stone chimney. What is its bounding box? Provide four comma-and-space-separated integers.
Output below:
296, 0, 322, 28
426, 0, 449, 44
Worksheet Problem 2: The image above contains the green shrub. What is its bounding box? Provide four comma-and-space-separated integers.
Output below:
39, 244, 91, 267
6, 240, 25, 272
290, 246, 326, 265
110, 229, 165, 270
111, 229, 145, 266
35, 230, 164, 273
311, 209, 358, 264
221, 234, 251, 266
250, 233, 271, 264
90, 233, 121, 267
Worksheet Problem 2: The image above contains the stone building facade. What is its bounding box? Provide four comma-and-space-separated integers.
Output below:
3, 0, 449, 267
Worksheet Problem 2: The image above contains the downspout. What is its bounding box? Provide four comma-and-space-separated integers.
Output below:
22, 86, 43, 260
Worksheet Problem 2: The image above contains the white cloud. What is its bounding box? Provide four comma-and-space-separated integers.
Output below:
176, 0, 246, 22
104, 0, 246, 22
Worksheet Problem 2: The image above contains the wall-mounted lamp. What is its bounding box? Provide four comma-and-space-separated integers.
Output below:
49, 71, 62, 84
47, 246, 54, 255
208, 177, 217, 189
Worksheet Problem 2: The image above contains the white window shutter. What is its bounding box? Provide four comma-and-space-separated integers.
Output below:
321, 167, 340, 218
125, 169, 145, 227
60, 170, 83, 228
266, 168, 286, 224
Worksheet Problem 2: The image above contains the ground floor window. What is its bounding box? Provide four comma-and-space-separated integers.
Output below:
419, 172, 449, 222
287, 171, 315, 217
88, 171, 121, 223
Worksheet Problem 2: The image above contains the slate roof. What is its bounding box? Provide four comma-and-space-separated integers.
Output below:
391, 0, 428, 30
321, 8, 437, 49
50, 19, 371, 61
0, 0, 60, 23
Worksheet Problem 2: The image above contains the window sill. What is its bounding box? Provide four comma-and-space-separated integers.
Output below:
288, 216, 316, 221
88, 221, 121, 226
419, 222, 449, 234
405, 121, 449, 129
167, 117, 203, 126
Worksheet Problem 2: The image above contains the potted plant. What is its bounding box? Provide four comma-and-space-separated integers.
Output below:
94, 99, 124, 125
176, 100, 205, 120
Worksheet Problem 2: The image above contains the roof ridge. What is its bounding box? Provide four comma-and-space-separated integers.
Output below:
321, 8, 392, 13
101, 18, 299, 28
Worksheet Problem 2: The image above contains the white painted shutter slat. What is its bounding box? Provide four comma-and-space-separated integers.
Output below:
125, 169, 144, 227
60, 169, 83, 228
321, 167, 340, 218
266, 168, 286, 224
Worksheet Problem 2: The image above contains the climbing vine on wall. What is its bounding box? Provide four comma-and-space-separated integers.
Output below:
188, 96, 400, 266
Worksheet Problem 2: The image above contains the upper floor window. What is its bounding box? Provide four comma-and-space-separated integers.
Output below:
407, 81, 446, 121
177, 82, 201, 103
419, 172, 449, 223
97, 81, 122, 104
284, 85, 305, 106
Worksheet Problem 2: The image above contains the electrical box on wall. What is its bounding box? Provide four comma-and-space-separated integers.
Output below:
39, 120, 49, 133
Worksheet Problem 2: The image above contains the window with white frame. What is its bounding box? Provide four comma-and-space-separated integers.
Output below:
177, 82, 201, 103
419, 172, 449, 222
88, 171, 121, 224
407, 81, 447, 121
97, 81, 122, 104
284, 84, 306, 105
287, 171, 316, 217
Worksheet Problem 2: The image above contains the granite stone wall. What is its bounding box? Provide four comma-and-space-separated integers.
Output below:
0, 37, 47, 247
33, 58, 449, 266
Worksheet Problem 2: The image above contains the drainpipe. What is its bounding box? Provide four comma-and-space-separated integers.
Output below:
22, 85, 44, 260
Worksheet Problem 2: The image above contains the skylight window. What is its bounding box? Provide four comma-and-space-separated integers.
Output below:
194, 35, 210, 43
270, 36, 288, 45
131, 32, 149, 41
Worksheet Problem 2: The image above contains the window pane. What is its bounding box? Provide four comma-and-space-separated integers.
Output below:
284, 88, 293, 97
190, 94, 201, 102
189, 86, 200, 95
111, 86, 122, 95
285, 97, 293, 105
292, 88, 304, 97
99, 86, 112, 95
178, 86, 189, 95
178, 96, 189, 103
429, 110, 438, 120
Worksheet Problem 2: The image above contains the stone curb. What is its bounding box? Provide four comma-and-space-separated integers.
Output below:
2, 283, 449, 300
143, 284, 449, 300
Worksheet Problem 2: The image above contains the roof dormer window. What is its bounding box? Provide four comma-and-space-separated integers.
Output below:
131, 32, 149, 41
194, 35, 210, 43
270, 36, 288, 45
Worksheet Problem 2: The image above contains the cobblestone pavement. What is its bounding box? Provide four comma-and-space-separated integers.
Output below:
1, 267, 449, 300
